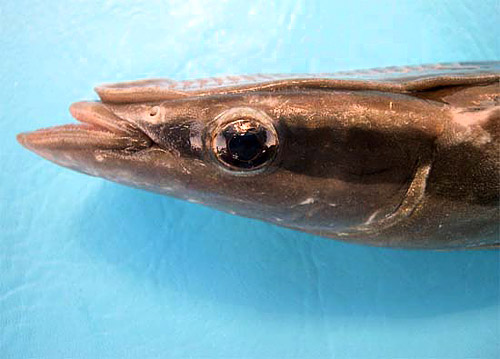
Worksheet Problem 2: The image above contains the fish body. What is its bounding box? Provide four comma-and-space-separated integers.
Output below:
18, 62, 500, 249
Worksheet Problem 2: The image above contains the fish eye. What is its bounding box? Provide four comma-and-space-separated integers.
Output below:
210, 108, 279, 172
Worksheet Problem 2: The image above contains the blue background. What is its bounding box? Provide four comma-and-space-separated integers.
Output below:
1, 1, 499, 357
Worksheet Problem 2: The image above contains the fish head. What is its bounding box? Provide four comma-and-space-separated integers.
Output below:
18, 89, 441, 234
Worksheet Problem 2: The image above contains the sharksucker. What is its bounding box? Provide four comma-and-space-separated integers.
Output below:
17, 62, 500, 249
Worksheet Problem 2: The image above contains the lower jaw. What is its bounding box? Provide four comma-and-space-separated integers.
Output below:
17, 123, 150, 152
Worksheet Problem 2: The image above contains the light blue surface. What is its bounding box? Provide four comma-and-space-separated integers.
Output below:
1, 0, 499, 357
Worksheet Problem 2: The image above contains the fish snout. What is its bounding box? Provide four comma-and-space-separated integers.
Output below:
17, 101, 153, 176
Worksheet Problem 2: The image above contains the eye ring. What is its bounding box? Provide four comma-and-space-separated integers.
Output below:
208, 107, 279, 173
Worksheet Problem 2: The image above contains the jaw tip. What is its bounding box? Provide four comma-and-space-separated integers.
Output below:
16, 130, 57, 162
16, 132, 33, 150
68, 101, 98, 121
16, 130, 52, 156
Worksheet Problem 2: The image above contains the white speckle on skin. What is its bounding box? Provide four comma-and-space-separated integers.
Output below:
63, 153, 74, 161
187, 198, 201, 204
228, 210, 237, 215
274, 217, 283, 222
95, 154, 104, 162
82, 167, 101, 177
180, 164, 191, 174
364, 210, 381, 225
328, 203, 337, 207
299, 197, 315, 205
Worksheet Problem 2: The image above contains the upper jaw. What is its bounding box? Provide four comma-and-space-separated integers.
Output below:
68, 101, 143, 137
17, 101, 152, 156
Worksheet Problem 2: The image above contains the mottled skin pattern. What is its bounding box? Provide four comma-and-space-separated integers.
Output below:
17, 62, 500, 249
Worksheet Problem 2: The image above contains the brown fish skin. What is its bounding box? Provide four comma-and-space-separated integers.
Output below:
17, 64, 500, 249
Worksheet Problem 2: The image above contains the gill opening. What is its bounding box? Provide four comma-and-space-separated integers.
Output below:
334, 149, 434, 237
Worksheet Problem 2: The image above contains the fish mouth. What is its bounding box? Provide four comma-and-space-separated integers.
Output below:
17, 101, 152, 155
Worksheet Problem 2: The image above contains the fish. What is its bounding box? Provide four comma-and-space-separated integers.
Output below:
17, 62, 500, 249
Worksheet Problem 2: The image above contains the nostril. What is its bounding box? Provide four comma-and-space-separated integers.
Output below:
149, 106, 159, 117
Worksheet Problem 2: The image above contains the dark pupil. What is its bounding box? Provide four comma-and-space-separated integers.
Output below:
215, 119, 277, 170
227, 130, 266, 162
